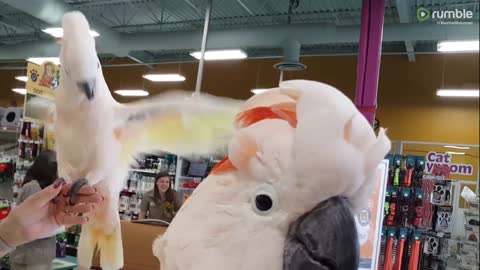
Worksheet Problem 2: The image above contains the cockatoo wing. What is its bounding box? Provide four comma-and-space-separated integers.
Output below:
24, 95, 56, 124
113, 90, 243, 160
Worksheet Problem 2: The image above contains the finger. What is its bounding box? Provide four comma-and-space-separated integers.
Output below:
76, 185, 97, 195
73, 194, 103, 204
63, 203, 96, 214
29, 179, 64, 206
69, 179, 89, 205
56, 192, 103, 206
57, 214, 89, 226
61, 183, 73, 197
60, 183, 96, 196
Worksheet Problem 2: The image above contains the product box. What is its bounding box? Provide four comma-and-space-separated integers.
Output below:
463, 209, 479, 242
458, 242, 479, 270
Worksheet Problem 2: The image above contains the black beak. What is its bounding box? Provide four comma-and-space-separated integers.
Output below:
77, 80, 95, 100
283, 196, 359, 270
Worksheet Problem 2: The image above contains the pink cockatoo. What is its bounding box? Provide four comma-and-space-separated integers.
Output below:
50, 11, 242, 270
153, 80, 391, 270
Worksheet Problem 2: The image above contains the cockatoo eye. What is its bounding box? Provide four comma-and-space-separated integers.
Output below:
251, 184, 277, 215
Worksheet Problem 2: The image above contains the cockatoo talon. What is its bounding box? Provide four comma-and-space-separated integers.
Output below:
283, 196, 359, 270
68, 178, 89, 205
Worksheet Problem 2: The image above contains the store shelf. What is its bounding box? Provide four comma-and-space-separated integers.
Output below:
0, 127, 18, 134
130, 168, 176, 175
178, 188, 195, 192
17, 138, 43, 144
130, 168, 158, 174
178, 188, 195, 193
178, 176, 202, 180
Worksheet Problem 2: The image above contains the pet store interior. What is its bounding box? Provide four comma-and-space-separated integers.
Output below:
0, 0, 478, 269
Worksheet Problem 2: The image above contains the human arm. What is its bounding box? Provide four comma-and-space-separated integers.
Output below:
173, 193, 183, 212
139, 196, 150, 219
0, 179, 102, 257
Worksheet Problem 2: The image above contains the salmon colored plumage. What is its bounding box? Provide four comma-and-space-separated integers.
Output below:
236, 107, 297, 129
210, 157, 236, 175
212, 105, 298, 176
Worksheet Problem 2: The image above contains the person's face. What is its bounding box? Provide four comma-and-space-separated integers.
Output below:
157, 177, 170, 193
46, 66, 54, 75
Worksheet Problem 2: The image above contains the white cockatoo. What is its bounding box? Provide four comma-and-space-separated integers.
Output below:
51, 11, 242, 270
153, 80, 391, 270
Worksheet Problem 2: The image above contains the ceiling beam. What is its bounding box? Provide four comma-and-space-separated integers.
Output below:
0, 0, 126, 56
0, 22, 478, 60
395, 0, 415, 62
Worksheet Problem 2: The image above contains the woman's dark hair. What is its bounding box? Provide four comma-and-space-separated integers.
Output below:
23, 150, 58, 189
153, 172, 176, 204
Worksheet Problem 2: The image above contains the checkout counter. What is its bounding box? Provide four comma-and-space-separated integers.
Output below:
92, 221, 167, 270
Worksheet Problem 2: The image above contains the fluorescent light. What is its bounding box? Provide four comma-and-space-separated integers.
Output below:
437, 40, 479, 52
12, 88, 26, 95
190, 49, 247, 61
15, 76, 28, 82
27, 57, 60, 65
436, 89, 479, 97
445, 145, 470, 150
143, 74, 186, 82
251, 88, 269, 95
42, 27, 99, 38
114, 90, 149, 97
446, 151, 465, 155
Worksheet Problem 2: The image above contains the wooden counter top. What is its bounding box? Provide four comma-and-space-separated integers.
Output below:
92, 221, 167, 270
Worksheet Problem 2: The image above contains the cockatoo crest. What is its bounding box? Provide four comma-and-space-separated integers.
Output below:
212, 79, 390, 212
153, 80, 390, 270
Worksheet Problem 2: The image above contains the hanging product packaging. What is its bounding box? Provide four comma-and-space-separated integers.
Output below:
423, 235, 440, 255
411, 190, 424, 228
431, 180, 452, 206
119, 192, 130, 212
464, 209, 479, 242
393, 155, 402, 186
435, 206, 453, 233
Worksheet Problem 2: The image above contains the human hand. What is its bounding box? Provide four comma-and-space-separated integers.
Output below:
0, 179, 102, 248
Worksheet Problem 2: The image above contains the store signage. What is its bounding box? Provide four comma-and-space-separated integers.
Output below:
356, 159, 389, 270
426, 151, 474, 175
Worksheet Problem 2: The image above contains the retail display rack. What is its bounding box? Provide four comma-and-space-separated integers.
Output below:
13, 119, 46, 201
378, 154, 479, 270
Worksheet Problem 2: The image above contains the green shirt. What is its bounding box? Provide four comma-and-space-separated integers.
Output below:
140, 190, 182, 222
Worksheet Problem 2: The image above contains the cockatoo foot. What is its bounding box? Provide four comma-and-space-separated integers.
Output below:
283, 196, 359, 270
68, 178, 89, 205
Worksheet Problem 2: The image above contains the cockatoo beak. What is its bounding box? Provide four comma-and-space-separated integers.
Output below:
283, 196, 359, 270
77, 80, 96, 100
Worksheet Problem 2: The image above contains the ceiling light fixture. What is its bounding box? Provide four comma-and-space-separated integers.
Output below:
437, 40, 479, 52
114, 90, 149, 97
42, 27, 99, 38
446, 151, 465, 155
436, 89, 479, 97
190, 49, 247, 61
27, 57, 61, 65
12, 88, 26, 95
142, 74, 186, 82
251, 88, 269, 95
15, 76, 28, 82
444, 145, 471, 150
